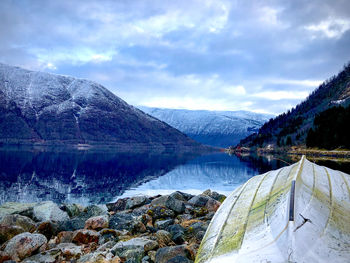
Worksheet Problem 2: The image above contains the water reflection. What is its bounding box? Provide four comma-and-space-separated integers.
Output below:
1, 147, 348, 205
0, 147, 197, 205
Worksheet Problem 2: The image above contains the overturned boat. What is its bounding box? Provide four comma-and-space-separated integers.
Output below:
196, 156, 350, 263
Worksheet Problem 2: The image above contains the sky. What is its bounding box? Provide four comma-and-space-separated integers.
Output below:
1, 0, 350, 115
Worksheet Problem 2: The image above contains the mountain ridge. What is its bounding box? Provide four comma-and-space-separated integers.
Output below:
139, 106, 272, 148
238, 62, 350, 149
0, 63, 200, 149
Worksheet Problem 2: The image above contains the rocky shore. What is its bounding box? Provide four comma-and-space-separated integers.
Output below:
0, 190, 226, 263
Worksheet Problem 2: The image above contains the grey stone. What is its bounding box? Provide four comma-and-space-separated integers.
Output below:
165, 197, 185, 214
83, 205, 108, 218
155, 245, 191, 263
0, 214, 36, 232
33, 201, 69, 222
109, 213, 135, 231
112, 237, 158, 255
188, 195, 209, 207
155, 230, 172, 245
57, 217, 86, 232
150, 195, 169, 207
149, 206, 175, 220
126, 196, 149, 210
77, 251, 116, 262
4, 232, 47, 261
167, 224, 185, 245
154, 219, 174, 230
62, 204, 84, 218
0, 202, 35, 220
23, 253, 57, 263
167, 256, 193, 263
169, 192, 186, 201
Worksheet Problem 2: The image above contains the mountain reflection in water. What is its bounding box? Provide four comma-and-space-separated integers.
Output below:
1, 147, 348, 205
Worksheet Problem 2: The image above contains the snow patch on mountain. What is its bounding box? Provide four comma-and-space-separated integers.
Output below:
139, 106, 273, 147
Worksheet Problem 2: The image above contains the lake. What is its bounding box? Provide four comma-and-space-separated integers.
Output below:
1, 147, 349, 205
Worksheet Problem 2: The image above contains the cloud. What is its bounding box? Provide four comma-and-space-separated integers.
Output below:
0, 0, 349, 114
252, 91, 310, 101
305, 18, 350, 39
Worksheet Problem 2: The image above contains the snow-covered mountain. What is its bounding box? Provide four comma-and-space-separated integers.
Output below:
139, 107, 273, 148
0, 63, 198, 148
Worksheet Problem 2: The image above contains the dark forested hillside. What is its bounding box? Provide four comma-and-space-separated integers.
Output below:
238, 62, 350, 149
306, 105, 350, 149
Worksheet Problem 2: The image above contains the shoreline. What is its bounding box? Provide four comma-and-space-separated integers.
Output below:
0, 190, 226, 263
228, 146, 350, 159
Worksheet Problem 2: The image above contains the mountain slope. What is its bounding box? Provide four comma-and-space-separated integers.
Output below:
0, 63, 199, 148
139, 107, 272, 147
239, 62, 350, 148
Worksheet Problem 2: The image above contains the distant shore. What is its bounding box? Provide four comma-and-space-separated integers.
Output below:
228, 146, 350, 159
0, 190, 226, 263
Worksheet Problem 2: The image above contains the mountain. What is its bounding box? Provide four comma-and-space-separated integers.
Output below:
0, 63, 199, 148
139, 107, 272, 148
239, 62, 350, 149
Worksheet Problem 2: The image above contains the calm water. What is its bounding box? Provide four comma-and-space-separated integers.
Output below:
0, 147, 349, 205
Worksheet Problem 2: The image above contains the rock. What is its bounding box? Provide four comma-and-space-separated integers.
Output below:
81, 242, 98, 254
120, 248, 144, 262
0, 214, 36, 233
57, 231, 74, 243
109, 213, 135, 231
0, 251, 11, 263
72, 229, 99, 245
4, 232, 47, 261
78, 251, 120, 263
142, 255, 150, 263
33, 201, 69, 222
155, 230, 172, 246
125, 196, 149, 210
165, 197, 185, 214
209, 191, 226, 202
150, 196, 169, 207
202, 189, 211, 196
99, 229, 119, 245
56, 242, 82, 260
154, 219, 174, 230
148, 206, 175, 220
61, 204, 84, 218
97, 240, 117, 252
106, 198, 128, 212
85, 215, 109, 230
112, 238, 158, 254
177, 214, 193, 222
167, 225, 185, 245
132, 221, 147, 234
169, 192, 186, 201
141, 214, 153, 227
166, 256, 193, 263
0, 225, 25, 244
148, 250, 156, 262
22, 252, 57, 263
205, 198, 221, 212
155, 245, 191, 263
176, 192, 194, 201
188, 195, 209, 207
192, 207, 208, 217
0, 203, 35, 220
36, 221, 58, 240
187, 222, 208, 237
195, 231, 205, 241
57, 217, 86, 232
204, 211, 215, 220
84, 205, 108, 218
132, 205, 150, 216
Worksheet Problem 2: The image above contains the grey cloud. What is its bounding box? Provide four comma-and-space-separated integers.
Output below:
0, 0, 349, 114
